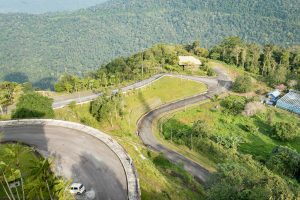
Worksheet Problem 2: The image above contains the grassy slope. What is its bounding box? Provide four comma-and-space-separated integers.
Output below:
55, 76, 208, 199
152, 60, 296, 171
160, 101, 300, 162
152, 100, 217, 172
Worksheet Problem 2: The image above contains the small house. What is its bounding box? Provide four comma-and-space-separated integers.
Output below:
178, 56, 202, 70
265, 90, 281, 105
276, 90, 300, 115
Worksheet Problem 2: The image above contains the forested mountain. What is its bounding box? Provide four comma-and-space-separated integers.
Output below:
0, 0, 299, 88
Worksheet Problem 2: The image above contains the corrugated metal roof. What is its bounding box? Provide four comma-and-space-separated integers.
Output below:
276, 90, 300, 115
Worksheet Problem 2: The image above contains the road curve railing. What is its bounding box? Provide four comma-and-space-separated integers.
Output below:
0, 119, 140, 200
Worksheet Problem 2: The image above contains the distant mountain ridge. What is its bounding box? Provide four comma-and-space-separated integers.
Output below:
0, 0, 299, 88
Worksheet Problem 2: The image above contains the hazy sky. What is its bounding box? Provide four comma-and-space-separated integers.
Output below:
0, 0, 107, 14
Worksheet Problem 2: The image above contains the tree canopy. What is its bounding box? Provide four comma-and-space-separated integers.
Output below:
12, 92, 54, 119
0, 0, 299, 87
266, 146, 300, 181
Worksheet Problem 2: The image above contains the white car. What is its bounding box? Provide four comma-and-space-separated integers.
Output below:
70, 183, 86, 195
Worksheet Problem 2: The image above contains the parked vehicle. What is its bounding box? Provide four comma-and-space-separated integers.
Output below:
69, 183, 86, 195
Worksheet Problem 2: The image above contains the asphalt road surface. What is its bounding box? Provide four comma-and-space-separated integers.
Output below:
52, 74, 164, 109
138, 66, 232, 183
0, 125, 128, 200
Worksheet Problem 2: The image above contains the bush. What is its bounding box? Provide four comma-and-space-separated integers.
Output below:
271, 121, 299, 141
232, 75, 252, 93
243, 123, 259, 133
192, 120, 211, 138
266, 146, 300, 181
12, 92, 54, 119
206, 67, 215, 76
208, 160, 298, 200
220, 96, 246, 115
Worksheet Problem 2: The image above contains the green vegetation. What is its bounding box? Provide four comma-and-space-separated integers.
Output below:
266, 146, 300, 181
271, 121, 300, 141
220, 96, 247, 115
232, 75, 252, 93
54, 44, 213, 93
0, 82, 25, 114
90, 92, 124, 126
210, 37, 300, 87
0, 143, 73, 200
55, 76, 207, 199
159, 95, 300, 198
0, 0, 299, 86
12, 92, 54, 119
208, 158, 299, 200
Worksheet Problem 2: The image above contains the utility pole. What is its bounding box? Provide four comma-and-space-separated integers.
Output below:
142, 63, 144, 78
190, 132, 193, 150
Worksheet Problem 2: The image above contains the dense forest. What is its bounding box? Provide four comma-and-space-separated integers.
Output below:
210, 37, 300, 86
54, 43, 213, 92
0, 0, 299, 88
54, 37, 300, 93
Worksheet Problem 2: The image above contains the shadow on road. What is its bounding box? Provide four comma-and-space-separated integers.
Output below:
71, 152, 127, 200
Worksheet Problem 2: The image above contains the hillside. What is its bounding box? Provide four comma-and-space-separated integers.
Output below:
0, 0, 299, 88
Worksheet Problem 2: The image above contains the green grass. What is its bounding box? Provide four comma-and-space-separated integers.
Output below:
152, 100, 218, 172
158, 100, 300, 164
55, 76, 208, 200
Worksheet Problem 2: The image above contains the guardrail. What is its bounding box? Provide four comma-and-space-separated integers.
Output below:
0, 119, 140, 200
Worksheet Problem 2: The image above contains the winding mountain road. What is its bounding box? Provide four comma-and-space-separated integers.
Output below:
51, 66, 231, 184
0, 120, 139, 200
137, 67, 232, 183
1, 66, 231, 200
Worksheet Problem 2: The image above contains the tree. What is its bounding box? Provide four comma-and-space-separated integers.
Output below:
266, 146, 300, 181
12, 92, 54, 119
232, 75, 252, 93
220, 96, 246, 114
271, 121, 299, 141
192, 120, 211, 138
0, 82, 20, 114
245, 43, 261, 74
208, 160, 298, 200
90, 92, 123, 126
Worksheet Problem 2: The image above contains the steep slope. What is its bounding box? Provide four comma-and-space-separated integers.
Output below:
0, 0, 299, 88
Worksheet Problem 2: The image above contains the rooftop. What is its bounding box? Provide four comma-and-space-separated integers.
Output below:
179, 56, 202, 66
268, 90, 281, 98
276, 90, 300, 114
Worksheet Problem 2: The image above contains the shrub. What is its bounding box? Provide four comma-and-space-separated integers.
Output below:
220, 96, 246, 115
266, 146, 300, 181
271, 121, 299, 141
208, 160, 298, 200
206, 67, 215, 76
192, 120, 211, 138
232, 75, 252, 93
244, 123, 259, 133
12, 92, 54, 119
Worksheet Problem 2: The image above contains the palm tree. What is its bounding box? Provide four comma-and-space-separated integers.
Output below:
28, 159, 53, 200
4, 144, 25, 200
53, 179, 74, 200
0, 161, 12, 200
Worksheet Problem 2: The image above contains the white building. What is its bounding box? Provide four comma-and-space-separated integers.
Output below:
178, 56, 202, 69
